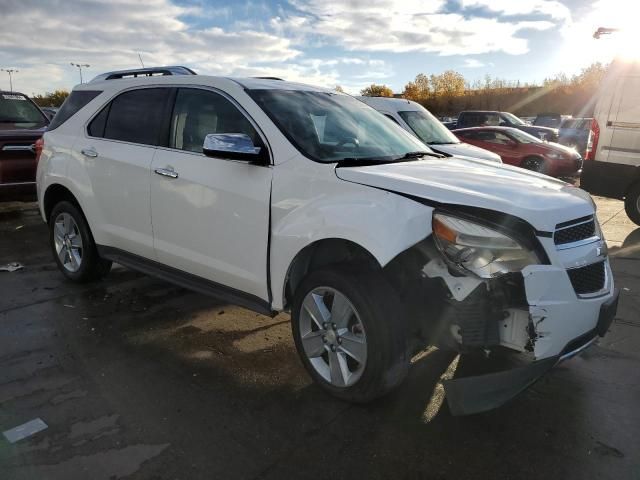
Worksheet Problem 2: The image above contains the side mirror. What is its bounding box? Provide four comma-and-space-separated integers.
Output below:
508, 140, 518, 148
203, 133, 265, 162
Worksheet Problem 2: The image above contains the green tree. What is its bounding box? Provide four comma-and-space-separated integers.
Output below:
360, 84, 394, 97
31, 90, 69, 107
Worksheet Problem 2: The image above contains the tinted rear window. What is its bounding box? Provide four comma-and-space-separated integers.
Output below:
102, 88, 167, 145
0, 93, 48, 129
48, 90, 102, 130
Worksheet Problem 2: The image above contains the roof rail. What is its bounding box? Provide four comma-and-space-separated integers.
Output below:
90, 66, 197, 82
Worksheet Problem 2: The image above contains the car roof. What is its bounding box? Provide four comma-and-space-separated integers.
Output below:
76, 73, 336, 94
356, 96, 423, 112
0, 91, 29, 97
459, 110, 503, 114
452, 126, 520, 134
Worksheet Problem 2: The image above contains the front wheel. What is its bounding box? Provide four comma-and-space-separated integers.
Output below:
49, 201, 112, 282
625, 183, 640, 226
521, 156, 548, 174
291, 267, 408, 403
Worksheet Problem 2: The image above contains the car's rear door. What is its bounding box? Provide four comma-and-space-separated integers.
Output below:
150, 87, 272, 301
81, 87, 171, 259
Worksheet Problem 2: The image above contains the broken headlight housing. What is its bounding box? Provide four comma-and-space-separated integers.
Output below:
432, 213, 540, 279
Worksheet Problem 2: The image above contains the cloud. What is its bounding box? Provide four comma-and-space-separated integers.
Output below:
0, 0, 303, 93
276, 0, 561, 56
461, 58, 486, 68
460, 0, 571, 20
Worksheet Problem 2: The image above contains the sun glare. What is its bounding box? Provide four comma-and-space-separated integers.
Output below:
554, 0, 640, 73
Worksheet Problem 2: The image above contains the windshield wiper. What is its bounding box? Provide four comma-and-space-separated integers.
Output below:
337, 151, 443, 167
400, 151, 444, 159
427, 141, 458, 145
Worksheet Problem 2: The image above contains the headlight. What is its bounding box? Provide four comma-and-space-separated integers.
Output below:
546, 152, 564, 160
432, 213, 540, 278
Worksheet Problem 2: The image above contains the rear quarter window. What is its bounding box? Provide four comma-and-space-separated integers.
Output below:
48, 90, 102, 130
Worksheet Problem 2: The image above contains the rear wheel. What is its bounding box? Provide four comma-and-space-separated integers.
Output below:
49, 201, 112, 282
625, 182, 640, 226
291, 266, 409, 403
521, 156, 548, 174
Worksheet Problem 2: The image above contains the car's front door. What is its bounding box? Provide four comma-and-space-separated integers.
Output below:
150, 87, 273, 301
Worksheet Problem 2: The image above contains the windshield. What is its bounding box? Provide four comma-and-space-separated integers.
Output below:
502, 112, 525, 126
507, 128, 542, 144
398, 110, 459, 145
0, 93, 47, 128
247, 90, 431, 163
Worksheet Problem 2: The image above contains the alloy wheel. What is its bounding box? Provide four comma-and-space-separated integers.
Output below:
53, 213, 83, 272
298, 287, 367, 387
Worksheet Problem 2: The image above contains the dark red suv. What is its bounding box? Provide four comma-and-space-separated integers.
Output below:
0, 91, 49, 197
453, 126, 582, 178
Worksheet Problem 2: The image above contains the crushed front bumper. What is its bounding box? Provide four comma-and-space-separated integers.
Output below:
442, 263, 619, 416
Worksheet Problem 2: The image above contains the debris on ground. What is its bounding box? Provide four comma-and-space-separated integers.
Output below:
3, 418, 48, 444
0, 262, 23, 272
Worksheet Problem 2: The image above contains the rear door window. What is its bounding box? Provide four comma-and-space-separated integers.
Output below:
48, 91, 102, 130
101, 88, 168, 146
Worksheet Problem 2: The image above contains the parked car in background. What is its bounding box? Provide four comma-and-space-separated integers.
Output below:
558, 117, 591, 158
453, 126, 582, 178
0, 91, 49, 196
581, 59, 640, 225
358, 97, 501, 162
520, 116, 536, 125
456, 110, 559, 141
36, 67, 616, 414
533, 113, 572, 129
40, 107, 59, 121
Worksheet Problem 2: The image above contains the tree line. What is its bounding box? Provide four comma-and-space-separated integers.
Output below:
359, 62, 608, 117
31, 90, 69, 107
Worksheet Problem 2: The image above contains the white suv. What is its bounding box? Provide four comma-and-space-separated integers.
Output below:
37, 67, 618, 414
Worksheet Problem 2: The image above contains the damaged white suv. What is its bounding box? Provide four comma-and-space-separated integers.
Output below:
37, 67, 618, 414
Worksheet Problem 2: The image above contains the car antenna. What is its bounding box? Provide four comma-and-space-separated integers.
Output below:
138, 53, 145, 68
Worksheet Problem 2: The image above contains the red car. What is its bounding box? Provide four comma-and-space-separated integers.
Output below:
453, 126, 582, 178
0, 91, 49, 197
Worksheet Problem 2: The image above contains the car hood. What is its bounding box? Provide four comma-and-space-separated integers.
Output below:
542, 141, 582, 157
335, 157, 594, 232
429, 142, 502, 162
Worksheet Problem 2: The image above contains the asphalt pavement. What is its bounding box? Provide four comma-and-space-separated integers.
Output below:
0, 197, 639, 480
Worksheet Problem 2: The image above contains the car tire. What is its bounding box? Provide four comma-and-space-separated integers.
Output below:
521, 156, 548, 174
49, 201, 112, 282
624, 182, 640, 226
291, 266, 409, 403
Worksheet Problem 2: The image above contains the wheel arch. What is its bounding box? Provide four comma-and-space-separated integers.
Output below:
43, 183, 84, 223
282, 238, 382, 311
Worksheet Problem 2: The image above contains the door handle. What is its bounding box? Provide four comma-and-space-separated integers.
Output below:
81, 147, 98, 158
154, 167, 179, 179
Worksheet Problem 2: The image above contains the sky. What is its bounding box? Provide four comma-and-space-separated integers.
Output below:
0, 0, 633, 95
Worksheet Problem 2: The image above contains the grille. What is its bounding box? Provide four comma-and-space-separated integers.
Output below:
567, 261, 605, 295
554, 218, 596, 245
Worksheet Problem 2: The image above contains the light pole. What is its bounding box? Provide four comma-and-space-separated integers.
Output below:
1, 69, 18, 91
70, 63, 90, 83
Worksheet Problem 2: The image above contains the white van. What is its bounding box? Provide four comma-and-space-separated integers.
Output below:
581, 59, 640, 225
357, 97, 502, 163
